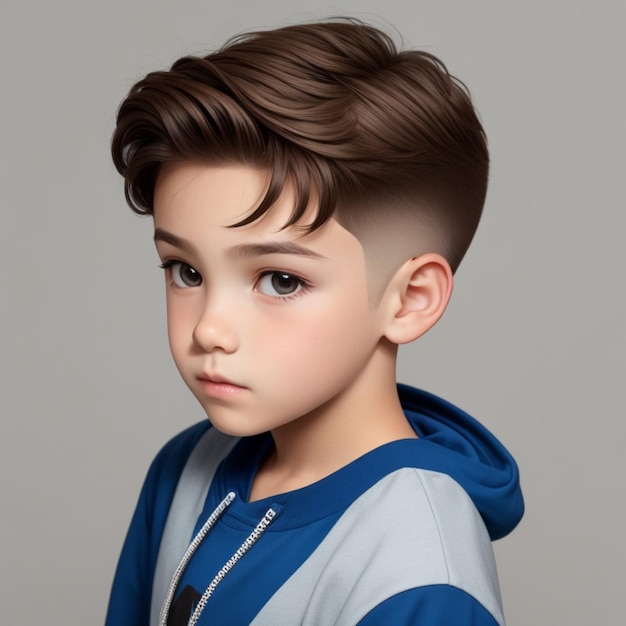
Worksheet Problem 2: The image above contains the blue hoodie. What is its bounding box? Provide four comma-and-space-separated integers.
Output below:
106, 385, 523, 626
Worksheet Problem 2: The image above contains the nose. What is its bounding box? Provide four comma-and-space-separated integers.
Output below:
192, 302, 239, 354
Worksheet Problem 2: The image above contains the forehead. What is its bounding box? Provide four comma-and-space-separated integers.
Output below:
154, 163, 271, 227
153, 162, 367, 266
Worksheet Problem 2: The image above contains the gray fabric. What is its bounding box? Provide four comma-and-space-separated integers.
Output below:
250, 468, 504, 625
149, 428, 239, 626
150, 435, 503, 625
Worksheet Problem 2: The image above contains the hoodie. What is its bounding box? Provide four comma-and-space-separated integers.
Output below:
106, 384, 523, 626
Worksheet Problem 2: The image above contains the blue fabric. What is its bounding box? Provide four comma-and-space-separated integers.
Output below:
358, 585, 499, 625
105, 385, 523, 625
397, 384, 524, 540
105, 421, 209, 626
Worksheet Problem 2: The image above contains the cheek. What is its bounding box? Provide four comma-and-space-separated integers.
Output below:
165, 297, 194, 361
270, 303, 375, 379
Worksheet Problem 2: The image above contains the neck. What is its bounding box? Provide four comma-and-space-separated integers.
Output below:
249, 341, 416, 501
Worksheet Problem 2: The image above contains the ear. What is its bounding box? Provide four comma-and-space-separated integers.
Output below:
382, 253, 453, 345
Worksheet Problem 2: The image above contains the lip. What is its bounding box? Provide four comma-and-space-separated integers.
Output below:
197, 372, 247, 398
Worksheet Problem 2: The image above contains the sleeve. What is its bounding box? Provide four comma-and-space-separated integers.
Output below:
104, 421, 210, 626
357, 585, 500, 626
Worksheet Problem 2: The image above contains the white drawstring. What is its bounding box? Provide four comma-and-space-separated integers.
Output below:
187, 507, 277, 626
159, 491, 277, 626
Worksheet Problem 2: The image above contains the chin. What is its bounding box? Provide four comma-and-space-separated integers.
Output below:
202, 412, 269, 439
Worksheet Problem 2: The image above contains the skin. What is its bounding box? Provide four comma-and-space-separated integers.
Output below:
153, 163, 452, 500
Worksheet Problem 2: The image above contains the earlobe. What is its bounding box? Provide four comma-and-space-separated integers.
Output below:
383, 253, 453, 345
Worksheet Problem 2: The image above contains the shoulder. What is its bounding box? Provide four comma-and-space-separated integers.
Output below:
357, 585, 501, 625
139, 420, 238, 568
147, 424, 241, 625
341, 468, 504, 623
145, 420, 212, 485
105, 421, 211, 626
253, 467, 504, 626
118, 420, 214, 554
376, 469, 502, 600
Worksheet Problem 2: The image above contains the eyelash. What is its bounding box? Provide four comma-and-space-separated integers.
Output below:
159, 260, 181, 271
159, 260, 202, 288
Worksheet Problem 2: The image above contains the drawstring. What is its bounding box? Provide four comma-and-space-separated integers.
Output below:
188, 507, 277, 626
159, 491, 277, 626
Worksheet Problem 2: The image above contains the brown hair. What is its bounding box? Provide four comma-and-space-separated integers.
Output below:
112, 19, 488, 272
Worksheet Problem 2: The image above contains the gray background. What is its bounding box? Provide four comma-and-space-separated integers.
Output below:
1, 0, 624, 623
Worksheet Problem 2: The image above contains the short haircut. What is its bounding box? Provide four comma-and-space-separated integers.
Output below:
112, 19, 489, 272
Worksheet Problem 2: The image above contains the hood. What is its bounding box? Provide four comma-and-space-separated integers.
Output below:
399, 383, 524, 540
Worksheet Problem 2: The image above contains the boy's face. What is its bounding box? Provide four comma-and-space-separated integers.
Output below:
153, 163, 389, 437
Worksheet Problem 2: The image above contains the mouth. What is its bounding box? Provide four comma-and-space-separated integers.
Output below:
197, 372, 247, 398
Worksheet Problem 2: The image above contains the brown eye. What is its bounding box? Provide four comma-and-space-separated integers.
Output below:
169, 262, 202, 288
257, 272, 304, 297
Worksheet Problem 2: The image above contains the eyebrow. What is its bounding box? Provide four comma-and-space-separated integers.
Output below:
226, 241, 324, 260
154, 228, 194, 252
153, 228, 324, 260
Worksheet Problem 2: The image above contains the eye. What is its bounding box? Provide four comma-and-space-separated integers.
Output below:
160, 261, 202, 288
256, 272, 305, 298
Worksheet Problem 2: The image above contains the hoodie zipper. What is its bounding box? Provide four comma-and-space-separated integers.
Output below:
159, 491, 277, 626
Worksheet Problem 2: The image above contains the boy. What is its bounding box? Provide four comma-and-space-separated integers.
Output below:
106, 19, 523, 626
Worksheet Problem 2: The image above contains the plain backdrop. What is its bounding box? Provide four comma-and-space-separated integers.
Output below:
1, 0, 624, 624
